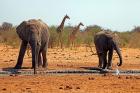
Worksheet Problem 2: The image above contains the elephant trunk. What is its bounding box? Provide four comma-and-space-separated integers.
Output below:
30, 41, 40, 74
114, 42, 122, 66
34, 45, 40, 74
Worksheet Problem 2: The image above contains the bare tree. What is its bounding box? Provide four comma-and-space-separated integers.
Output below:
133, 26, 140, 32
2, 22, 13, 30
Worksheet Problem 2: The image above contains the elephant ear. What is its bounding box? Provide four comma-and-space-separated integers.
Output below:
112, 33, 120, 45
16, 21, 29, 41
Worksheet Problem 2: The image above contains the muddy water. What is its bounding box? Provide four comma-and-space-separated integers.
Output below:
0, 69, 140, 76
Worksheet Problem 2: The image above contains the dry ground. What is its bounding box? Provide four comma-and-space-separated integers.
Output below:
0, 45, 140, 93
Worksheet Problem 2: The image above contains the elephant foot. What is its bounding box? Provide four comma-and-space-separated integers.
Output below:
31, 66, 35, 69
98, 65, 102, 69
42, 64, 47, 69
42, 65, 47, 68
31, 64, 39, 69
38, 65, 42, 68
107, 66, 112, 70
102, 65, 107, 69
14, 65, 21, 69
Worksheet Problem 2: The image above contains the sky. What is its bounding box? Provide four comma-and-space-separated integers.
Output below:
0, 0, 140, 31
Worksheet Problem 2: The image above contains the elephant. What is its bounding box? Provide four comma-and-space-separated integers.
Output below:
14, 19, 50, 73
94, 31, 122, 69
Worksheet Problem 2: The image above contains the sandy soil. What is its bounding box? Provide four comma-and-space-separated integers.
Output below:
0, 45, 140, 93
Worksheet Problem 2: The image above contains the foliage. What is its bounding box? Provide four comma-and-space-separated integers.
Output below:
0, 27, 20, 48
1, 22, 140, 48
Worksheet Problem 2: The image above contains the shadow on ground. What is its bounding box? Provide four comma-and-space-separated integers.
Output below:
80, 67, 102, 71
2, 67, 32, 74
80, 67, 109, 73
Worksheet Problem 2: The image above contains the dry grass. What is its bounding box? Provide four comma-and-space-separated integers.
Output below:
0, 26, 140, 48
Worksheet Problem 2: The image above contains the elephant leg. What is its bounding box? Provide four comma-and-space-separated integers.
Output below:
42, 50, 47, 68
14, 41, 28, 69
102, 52, 107, 69
32, 45, 40, 74
97, 52, 103, 68
30, 43, 35, 69
35, 46, 40, 69
38, 52, 42, 68
107, 49, 113, 69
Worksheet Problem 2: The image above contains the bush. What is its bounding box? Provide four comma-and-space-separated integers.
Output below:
0, 27, 20, 48
0, 23, 140, 49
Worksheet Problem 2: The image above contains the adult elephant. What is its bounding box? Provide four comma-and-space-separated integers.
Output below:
14, 19, 50, 74
94, 31, 122, 69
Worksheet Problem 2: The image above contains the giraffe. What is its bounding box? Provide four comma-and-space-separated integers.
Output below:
69, 22, 84, 49
57, 14, 70, 49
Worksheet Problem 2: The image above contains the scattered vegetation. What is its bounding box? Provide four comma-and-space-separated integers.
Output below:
0, 22, 20, 48
0, 22, 140, 48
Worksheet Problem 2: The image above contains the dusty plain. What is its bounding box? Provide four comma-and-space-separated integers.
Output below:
0, 45, 140, 93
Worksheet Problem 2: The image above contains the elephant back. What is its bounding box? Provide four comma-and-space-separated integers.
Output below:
94, 31, 121, 49
95, 31, 120, 43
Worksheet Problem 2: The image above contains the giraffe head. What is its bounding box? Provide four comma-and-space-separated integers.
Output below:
79, 22, 84, 26
65, 14, 70, 19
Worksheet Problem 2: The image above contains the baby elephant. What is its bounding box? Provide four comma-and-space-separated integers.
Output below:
94, 31, 122, 69
14, 19, 50, 73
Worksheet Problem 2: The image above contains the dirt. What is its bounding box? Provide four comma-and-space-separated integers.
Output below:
0, 45, 140, 93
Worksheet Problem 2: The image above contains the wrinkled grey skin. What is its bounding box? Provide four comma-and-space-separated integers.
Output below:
14, 19, 50, 73
94, 31, 122, 69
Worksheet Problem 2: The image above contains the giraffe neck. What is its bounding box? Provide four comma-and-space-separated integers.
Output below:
76, 24, 81, 30
59, 17, 67, 29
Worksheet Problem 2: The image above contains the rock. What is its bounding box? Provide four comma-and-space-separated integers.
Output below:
76, 87, 80, 89
9, 59, 15, 61
65, 86, 72, 90
118, 76, 121, 79
135, 76, 140, 79
59, 87, 63, 89
88, 77, 95, 80
125, 55, 128, 57
2, 88, 6, 91
126, 76, 129, 79
26, 87, 31, 90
